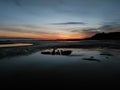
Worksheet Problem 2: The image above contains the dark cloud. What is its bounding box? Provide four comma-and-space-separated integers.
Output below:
71, 22, 120, 35
71, 28, 98, 32
70, 28, 99, 34
99, 23, 120, 31
0, 25, 56, 34
57, 0, 65, 4
21, 25, 43, 29
12, 0, 42, 17
51, 22, 86, 25
71, 22, 119, 33
13, 0, 22, 7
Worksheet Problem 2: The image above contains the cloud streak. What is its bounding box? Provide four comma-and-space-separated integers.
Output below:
70, 22, 120, 35
13, 0, 22, 7
12, 0, 42, 17
98, 23, 120, 32
70, 28, 99, 35
0, 25, 57, 35
51, 22, 86, 25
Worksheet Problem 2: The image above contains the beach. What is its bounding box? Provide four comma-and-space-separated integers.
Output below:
0, 40, 120, 87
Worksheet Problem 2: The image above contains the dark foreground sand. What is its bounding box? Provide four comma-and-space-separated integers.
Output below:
0, 40, 120, 88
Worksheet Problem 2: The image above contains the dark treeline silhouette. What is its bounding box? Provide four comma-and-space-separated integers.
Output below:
88, 32, 120, 40
55, 32, 120, 41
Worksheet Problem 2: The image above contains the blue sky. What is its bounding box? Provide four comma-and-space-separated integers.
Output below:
0, 0, 120, 39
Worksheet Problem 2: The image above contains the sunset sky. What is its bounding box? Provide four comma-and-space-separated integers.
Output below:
0, 0, 120, 39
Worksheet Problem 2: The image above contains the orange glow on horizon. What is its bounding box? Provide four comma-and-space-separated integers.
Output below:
0, 30, 93, 40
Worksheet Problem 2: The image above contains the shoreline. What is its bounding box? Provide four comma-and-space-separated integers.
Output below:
0, 40, 119, 59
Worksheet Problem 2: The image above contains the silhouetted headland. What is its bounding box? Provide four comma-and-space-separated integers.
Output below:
87, 32, 120, 40
55, 32, 120, 41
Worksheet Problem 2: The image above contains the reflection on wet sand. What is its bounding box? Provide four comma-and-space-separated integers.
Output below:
0, 43, 33, 47
0, 40, 119, 63
0, 40, 120, 87
0, 46, 119, 63
0, 45, 41, 59
41, 48, 101, 62
100, 53, 113, 56
68, 54, 83, 57
82, 57, 101, 62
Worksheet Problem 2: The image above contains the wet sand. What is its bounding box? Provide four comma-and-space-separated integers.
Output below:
0, 40, 120, 87
0, 43, 33, 47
